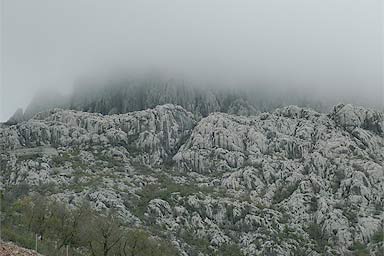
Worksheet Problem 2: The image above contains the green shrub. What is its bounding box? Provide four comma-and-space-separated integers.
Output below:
3, 183, 31, 201
350, 241, 369, 256
372, 229, 384, 243
309, 196, 318, 212
306, 223, 329, 253
332, 169, 345, 193
132, 175, 214, 219
2, 225, 35, 250
272, 182, 299, 204
180, 228, 211, 255
1, 191, 179, 256
35, 181, 58, 195
18, 153, 40, 162
51, 152, 71, 167
343, 207, 358, 224
214, 243, 243, 256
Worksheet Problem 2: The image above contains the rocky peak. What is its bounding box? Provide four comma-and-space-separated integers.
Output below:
1, 104, 196, 165
330, 103, 384, 136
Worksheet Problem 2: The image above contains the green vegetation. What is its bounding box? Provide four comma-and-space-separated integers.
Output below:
371, 229, 384, 244
306, 222, 329, 253
51, 149, 91, 170
94, 151, 123, 168
272, 182, 299, 204
131, 174, 219, 219
277, 225, 303, 242
51, 152, 72, 167
35, 181, 59, 195
331, 169, 345, 193
1, 189, 178, 256
179, 228, 243, 256
18, 153, 41, 162
342, 203, 359, 224
214, 243, 243, 256
179, 229, 211, 255
309, 196, 318, 212
350, 241, 369, 256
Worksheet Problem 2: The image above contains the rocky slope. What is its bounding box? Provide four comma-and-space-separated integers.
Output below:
0, 241, 41, 256
1, 103, 383, 255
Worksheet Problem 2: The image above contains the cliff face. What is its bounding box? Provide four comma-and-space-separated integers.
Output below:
1, 103, 383, 255
12, 79, 333, 125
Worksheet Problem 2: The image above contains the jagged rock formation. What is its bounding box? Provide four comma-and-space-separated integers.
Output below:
1, 103, 383, 255
20, 78, 330, 123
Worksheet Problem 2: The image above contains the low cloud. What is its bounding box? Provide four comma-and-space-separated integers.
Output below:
1, 0, 383, 121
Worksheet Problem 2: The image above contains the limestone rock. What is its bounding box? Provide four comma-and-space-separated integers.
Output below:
1, 103, 383, 256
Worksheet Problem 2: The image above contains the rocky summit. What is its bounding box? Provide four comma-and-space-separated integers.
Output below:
1, 103, 383, 255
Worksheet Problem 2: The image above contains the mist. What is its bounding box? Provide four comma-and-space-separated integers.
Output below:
1, 0, 383, 121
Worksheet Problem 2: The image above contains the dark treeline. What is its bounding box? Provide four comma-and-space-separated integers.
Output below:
1, 187, 178, 256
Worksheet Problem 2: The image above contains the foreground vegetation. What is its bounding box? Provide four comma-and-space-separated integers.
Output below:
1, 188, 178, 256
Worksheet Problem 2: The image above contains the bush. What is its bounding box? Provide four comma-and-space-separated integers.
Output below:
118, 229, 178, 256
309, 196, 318, 212
372, 229, 384, 244
306, 223, 328, 253
51, 152, 71, 167
331, 169, 345, 193
18, 153, 40, 162
179, 228, 211, 255
1, 191, 179, 256
342, 206, 359, 224
214, 243, 243, 256
132, 176, 213, 219
2, 225, 35, 250
3, 183, 31, 202
350, 241, 369, 256
272, 182, 299, 204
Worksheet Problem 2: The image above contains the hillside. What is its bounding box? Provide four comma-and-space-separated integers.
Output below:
0, 103, 383, 255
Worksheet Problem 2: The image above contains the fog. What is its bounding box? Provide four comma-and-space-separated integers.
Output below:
1, 0, 383, 121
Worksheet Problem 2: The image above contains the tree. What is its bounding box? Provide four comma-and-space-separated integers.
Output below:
48, 200, 92, 250
81, 210, 123, 256
17, 195, 50, 240
117, 229, 178, 256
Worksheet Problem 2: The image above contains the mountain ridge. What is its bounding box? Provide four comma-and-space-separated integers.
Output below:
6, 78, 338, 125
1, 103, 383, 255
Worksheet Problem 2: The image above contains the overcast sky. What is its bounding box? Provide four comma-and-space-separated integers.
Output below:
1, 0, 383, 121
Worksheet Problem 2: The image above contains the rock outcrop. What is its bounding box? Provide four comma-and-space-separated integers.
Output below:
1, 103, 383, 255
1, 104, 195, 165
